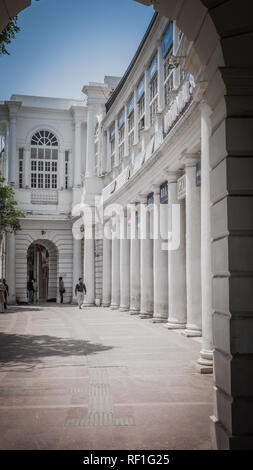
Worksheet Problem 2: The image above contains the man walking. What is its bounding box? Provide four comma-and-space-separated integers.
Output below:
3, 279, 9, 309
27, 278, 34, 304
59, 277, 65, 304
75, 277, 87, 309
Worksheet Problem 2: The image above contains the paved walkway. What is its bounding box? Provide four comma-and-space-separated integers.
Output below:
0, 304, 213, 450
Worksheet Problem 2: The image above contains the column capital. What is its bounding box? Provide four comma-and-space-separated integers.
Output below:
151, 184, 161, 195
164, 170, 181, 183
136, 193, 148, 204
6, 101, 22, 119
192, 81, 209, 103
199, 101, 212, 118
180, 151, 200, 167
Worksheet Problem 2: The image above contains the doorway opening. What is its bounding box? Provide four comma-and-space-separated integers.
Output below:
27, 241, 57, 302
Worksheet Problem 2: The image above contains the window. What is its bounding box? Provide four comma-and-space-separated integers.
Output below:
164, 48, 173, 106
138, 95, 145, 137
65, 151, 69, 189
18, 148, 24, 188
149, 75, 158, 125
118, 124, 125, 161
149, 57, 158, 125
128, 112, 134, 153
30, 130, 58, 189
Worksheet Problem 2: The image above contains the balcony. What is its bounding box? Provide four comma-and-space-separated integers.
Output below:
31, 189, 58, 205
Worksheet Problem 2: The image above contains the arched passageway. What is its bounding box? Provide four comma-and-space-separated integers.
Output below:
27, 240, 57, 302
1, 0, 253, 450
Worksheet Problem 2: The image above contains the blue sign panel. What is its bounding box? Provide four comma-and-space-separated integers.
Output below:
109, 126, 115, 142
148, 56, 157, 82
127, 95, 134, 116
118, 110, 125, 129
160, 181, 168, 203
162, 23, 173, 57
136, 78, 145, 102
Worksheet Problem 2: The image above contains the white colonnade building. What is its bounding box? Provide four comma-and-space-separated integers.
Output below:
0, 13, 220, 372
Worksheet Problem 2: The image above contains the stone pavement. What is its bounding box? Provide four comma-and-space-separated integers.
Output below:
0, 304, 213, 450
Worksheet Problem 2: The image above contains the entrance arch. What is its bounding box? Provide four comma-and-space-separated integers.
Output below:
27, 239, 58, 302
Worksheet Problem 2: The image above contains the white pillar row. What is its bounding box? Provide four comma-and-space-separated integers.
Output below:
139, 195, 153, 318
120, 208, 130, 311
110, 215, 120, 310
129, 203, 140, 314
144, 66, 150, 130
73, 120, 82, 187
152, 184, 168, 323
6, 231, 16, 304
102, 218, 112, 307
72, 237, 82, 303
166, 172, 187, 329
83, 225, 95, 306
86, 105, 96, 178
157, 40, 165, 113
198, 103, 213, 372
182, 156, 202, 337
23, 147, 30, 188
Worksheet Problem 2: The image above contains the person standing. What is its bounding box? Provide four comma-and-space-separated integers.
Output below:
59, 276, 65, 304
27, 278, 34, 304
3, 279, 9, 309
75, 277, 87, 309
33, 279, 38, 304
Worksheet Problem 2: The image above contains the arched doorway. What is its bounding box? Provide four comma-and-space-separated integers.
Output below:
26, 240, 57, 302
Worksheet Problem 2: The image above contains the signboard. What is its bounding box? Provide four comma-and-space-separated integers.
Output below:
160, 181, 168, 203
162, 23, 173, 57
164, 74, 195, 134
149, 55, 158, 82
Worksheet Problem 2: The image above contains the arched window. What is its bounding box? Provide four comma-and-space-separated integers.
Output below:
30, 130, 58, 189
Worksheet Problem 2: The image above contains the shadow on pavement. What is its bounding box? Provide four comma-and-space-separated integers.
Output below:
0, 332, 113, 367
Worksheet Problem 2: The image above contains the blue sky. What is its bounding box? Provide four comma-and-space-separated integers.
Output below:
0, 0, 154, 101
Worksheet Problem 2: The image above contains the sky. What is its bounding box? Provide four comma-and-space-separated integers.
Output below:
0, 0, 154, 101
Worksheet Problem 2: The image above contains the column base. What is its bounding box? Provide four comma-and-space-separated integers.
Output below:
196, 349, 213, 373
181, 328, 202, 337
119, 306, 130, 312
82, 302, 95, 307
102, 302, 111, 308
129, 309, 140, 315
152, 316, 168, 323
110, 304, 120, 310
165, 322, 186, 330
139, 312, 153, 319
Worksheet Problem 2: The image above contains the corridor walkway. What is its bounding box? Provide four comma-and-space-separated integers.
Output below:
0, 304, 212, 450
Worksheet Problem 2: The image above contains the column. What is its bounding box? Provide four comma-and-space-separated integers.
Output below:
102, 218, 112, 307
83, 226, 95, 306
182, 158, 202, 337
6, 232, 16, 304
152, 185, 168, 323
23, 148, 30, 188
157, 40, 165, 112
8, 117, 17, 185
74, 120, 82, 187
72, 237, 82, 303
166, 172, 187, 329
120, 208, 130, 311
86, 105, 96, 178
129, 203, 140, 314
198, 103, 213, 372
139, 196, 153, 318
110, 215, 120, 310
144, 66, 150, 130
